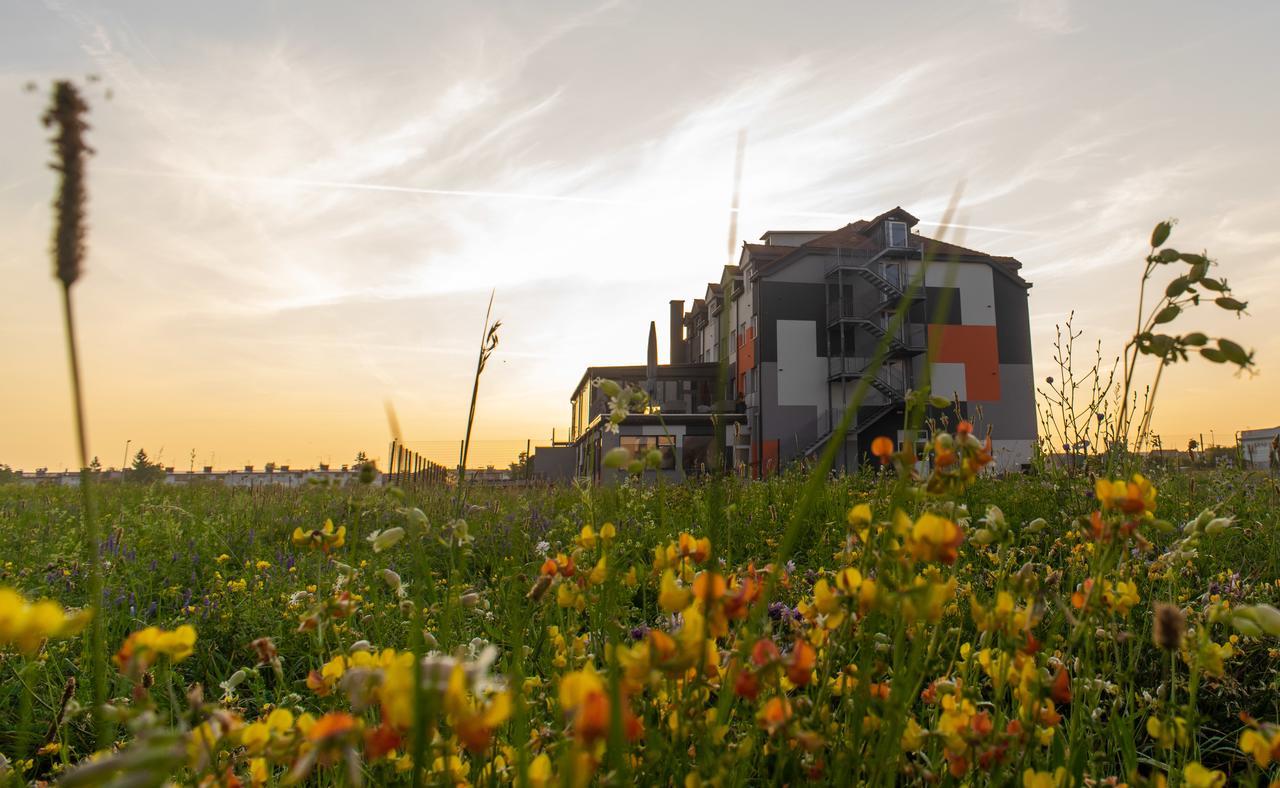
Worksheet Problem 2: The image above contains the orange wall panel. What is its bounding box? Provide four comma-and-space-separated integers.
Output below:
928, 324, 1001, 401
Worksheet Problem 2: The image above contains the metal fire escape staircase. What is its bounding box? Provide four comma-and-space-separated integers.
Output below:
798, 256, 924, 460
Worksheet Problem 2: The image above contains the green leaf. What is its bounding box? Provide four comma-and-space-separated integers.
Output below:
1217, 338, 1251, 366
1214, 296, 1247, 312
1151, 221, 1173, 248
1153, 305, 1180, 324
1138, 333, 1176, 357
1165, 276, 1190, 298
1157, 248, 1180, 263
1199, 348, 1227, 363
1181, 332, 1208, 347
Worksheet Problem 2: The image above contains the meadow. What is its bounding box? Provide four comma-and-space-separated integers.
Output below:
2, 454, 1279, 786
6, 80, 1276, 787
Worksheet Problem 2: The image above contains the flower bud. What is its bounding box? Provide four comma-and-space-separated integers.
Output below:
422, 630, 439, 649
349, 640, 373, 653
369, 527, 406, 552
383, 569, 402, 592
597, 378, 621, 397
645, 449, 664, 469
603, 447, 631, 469
1204, 517, 1233, 536
460, 591, 481, 608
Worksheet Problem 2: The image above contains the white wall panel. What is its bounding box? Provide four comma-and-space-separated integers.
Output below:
930, 362, 968, 401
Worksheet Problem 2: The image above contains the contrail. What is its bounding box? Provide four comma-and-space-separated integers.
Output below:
98, 165, 1038, 236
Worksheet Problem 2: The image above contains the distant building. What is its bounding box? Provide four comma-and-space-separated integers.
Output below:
10, 467, 374, 487
568, 207, 1037, 479
1240, 427, 1280, 470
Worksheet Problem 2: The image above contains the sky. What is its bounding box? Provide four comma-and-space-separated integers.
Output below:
2, 0, 1278, 471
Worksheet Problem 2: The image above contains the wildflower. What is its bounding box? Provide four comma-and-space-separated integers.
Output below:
367, 527, 405, 552
1188, 638, 1234, 678
758, 696, 793, 733
1022, 767, 1067, 788
576, 525, 597, 549
847, 503, 872, 529
907, 512, 965, 565
0, 587, 91, 656
558, 665, 640, 744
871, 436, 894, 464
1239, 723, 1280, 768
1181, 762, 1226, 788
444, 664, 512, 753
1101, 580, 1140, 616
599, 521, 617, 545
658, 570, 691, 613
677, 532, 712, 563
1146, 716, 1189, 749
1095, 474, 1157, 517
113, 624, 197, 673
528, 753, 553, 788
785, 639, 816, 686
291, 519, 346, 553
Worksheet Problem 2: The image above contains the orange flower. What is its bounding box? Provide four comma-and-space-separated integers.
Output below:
759, 696, 793, 732
692, 571, 727, 602
307, 712, 359, 743
786, 639, 816, 686
751, 639, 781, 667
733, 664, 760, 700
1050, 667, 1072, 705
871, 436, 895, 464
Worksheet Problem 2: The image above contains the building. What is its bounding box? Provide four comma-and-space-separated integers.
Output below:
1239, 427, 1280, 470
10, 466, 376, 487
568, 207, 1036, 480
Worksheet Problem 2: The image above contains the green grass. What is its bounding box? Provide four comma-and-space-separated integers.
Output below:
1, 466, 1278, 785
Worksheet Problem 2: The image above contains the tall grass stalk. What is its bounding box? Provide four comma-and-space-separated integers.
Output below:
44, 80, 108, 749
454, 290, 501, 516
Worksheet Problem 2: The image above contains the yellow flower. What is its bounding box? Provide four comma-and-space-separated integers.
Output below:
528, 753, 553, 788
1022, 767, 1067, 788
291, 519, 346, 552
600, 521, 617, 545
576, 525, 597, 549
659, 569, 691, 613
1095, 473, 1157, 516
444, 664, 512, 753
1239, 726, 1280, 767
0, 588, 91, 656
1146, 716, 1189, 749
114, 624, 197, 673
907, 512, 964, 565
1102, 580, 1140, 616
847, 503, 872, 529
1182, 762, 1225, 788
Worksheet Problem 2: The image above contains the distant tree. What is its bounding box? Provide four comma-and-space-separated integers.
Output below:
0, 464, 16, 484
88, 456, 103, 474
354, 451, 370, 467
129, 448, 164, 483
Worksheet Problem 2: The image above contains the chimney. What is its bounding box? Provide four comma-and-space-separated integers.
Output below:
669, 300, 685, 364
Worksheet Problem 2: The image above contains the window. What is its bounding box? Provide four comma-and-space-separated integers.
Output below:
886, 220, 908, 248
620, 436, 676, 470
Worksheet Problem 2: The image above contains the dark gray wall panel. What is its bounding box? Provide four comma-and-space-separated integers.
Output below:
759, 281, 828, 362
993, 276, 1033, 364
